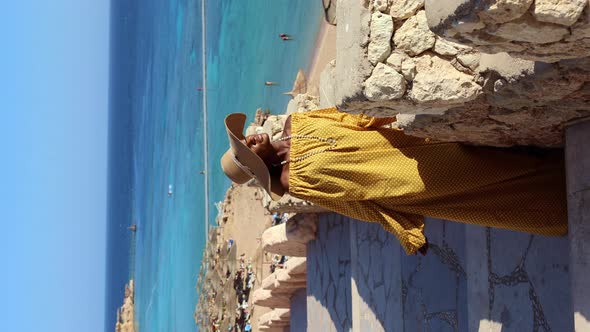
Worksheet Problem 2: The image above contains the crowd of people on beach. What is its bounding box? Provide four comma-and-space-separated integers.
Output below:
204, 239, 258, 332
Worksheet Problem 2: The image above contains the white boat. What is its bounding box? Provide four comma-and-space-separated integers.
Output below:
168, 184, 173, 196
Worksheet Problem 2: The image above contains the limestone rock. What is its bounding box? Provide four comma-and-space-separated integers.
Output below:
283, 69, 307, 98
373, 0, 392, 12
261, 115, 287, 139
533, 0, 586, 26
457, 52, 481, 70
323, 0, 337, 25
115, 280, 135, 332
410, 54, 482, 105
433, 37, 471, 56
286, 93, 319, 115
479, 0, 534, 23
390, 0, 424, 20
261, 214, 318, 256
490, 15, 569, 44
566, 6, 590, 40
368, 12, 394, 64
386, 51, 406, 71
401, 56, 417, 80
364, 63, 407, 101
393, 10, 435, 56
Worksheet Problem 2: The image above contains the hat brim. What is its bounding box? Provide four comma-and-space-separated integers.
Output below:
223, 113, 285, 200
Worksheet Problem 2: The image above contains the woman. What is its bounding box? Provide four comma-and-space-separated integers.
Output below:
221, 107, 567, 255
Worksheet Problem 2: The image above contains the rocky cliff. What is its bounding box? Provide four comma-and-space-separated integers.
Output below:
115, 280, 135, 332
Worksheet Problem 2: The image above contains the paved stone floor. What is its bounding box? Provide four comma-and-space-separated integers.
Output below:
306, 213, 572, 332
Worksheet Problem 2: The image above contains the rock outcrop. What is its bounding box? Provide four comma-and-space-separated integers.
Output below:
115, 280, 135, 332
323, 0, 337, 25
424, 0, 590, 63
283, 69, 308, 98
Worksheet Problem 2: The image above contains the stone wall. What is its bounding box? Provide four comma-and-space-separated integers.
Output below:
425, 0, 590, 63
325, 0, 590, 147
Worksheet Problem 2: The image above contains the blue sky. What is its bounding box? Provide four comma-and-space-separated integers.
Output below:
0, 1, 110, 331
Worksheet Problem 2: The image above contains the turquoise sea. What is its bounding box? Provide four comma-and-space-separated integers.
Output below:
105, 0, 324, 331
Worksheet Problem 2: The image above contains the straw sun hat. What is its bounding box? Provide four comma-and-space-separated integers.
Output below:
220, 113, 285, 200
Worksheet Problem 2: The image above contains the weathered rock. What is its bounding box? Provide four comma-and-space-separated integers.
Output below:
115, 280, 135, 332
567, 9, 590, 41
262, 115, 288, 140
386, 51, 406, 71
400, 56, 417, 80
490, 15, 569, 44
283, 69, 307, 98
261, 214, 318, 256
373, 0, 392, 13
390, 0, 425, 20
285, 93, 319, 115
364, 63, 407, 100
456, 52, 480, 70
433, 37, 471, 56
368, 12, 394, 64
533, 0, 586, 26
393, 10, 435, 55
393, 53, 590, 147
425, 0, 590, 62
409, 54, 482, 105
479, 0, 534, 24
323, 0, 337, 25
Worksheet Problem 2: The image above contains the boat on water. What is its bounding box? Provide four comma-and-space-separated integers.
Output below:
128, 224, 137, 232
168, 184, 173, 196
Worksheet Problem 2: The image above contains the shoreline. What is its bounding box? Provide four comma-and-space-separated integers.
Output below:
307, 20, 337, 97
194, 17, 338, 331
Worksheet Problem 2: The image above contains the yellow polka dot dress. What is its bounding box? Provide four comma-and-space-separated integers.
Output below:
288, 108, 567, 255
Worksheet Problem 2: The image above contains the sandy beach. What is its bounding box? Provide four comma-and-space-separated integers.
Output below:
307, 21, 337, 96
